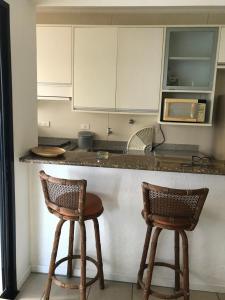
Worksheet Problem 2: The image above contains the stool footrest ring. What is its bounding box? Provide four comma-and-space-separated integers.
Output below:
138, 261, 185, 299
148, 288, 185, 299
52, 254, 99, 289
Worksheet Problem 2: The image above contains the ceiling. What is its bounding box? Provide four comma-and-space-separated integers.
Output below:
36, 0, 225, 8
35, 0, 225, 14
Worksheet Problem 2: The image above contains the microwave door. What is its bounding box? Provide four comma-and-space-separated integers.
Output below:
163, 101, 198, 122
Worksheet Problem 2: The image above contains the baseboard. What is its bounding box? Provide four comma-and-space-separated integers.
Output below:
31, 264, 225, 293
17, 266, 31, 290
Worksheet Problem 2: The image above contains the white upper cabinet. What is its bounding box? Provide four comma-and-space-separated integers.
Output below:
116, 27, 164, 112
218, 27, 225, 64
73, 27, 117, 110
37, 25, 72, 84
37, 25, 73, 100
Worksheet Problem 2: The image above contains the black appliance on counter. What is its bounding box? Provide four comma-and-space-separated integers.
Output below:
38, 137, 77, 151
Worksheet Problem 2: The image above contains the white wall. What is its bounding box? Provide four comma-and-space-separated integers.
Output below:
6, 0, 38, 289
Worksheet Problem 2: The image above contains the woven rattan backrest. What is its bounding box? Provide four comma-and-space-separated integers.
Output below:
142, 182, 208, 230
39, 170, 87, 220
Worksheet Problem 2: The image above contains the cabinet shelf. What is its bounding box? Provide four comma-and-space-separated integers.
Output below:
38, 96, 71, 101
217, 64, 225, 69
159, 121, 212, 127
169, 56, 211, 61
162, 89, 212, 93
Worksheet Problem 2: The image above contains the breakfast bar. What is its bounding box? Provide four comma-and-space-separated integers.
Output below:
20, 150, 225, 293
21, 149, 225, 175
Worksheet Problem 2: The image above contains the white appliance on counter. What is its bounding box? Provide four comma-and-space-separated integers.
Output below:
127, 126, 154, 153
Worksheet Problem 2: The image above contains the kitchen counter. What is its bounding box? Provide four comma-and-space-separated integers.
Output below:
20, 149, 225, 176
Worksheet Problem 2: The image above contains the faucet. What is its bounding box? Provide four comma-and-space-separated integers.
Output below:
107, 127, 113, 135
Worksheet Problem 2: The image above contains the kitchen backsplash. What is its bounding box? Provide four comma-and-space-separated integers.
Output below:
38, 101, 214, 154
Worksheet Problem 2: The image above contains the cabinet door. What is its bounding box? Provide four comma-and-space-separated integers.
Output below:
116, 27, 164, 112
163, 27, 218, 91
73, 27, 117, 110
37, 25, 72, 84
218, 27, 225, 63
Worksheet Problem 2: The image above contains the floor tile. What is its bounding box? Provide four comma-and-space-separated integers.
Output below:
88, 280, 132, 300
44, 276, 91, 300
16, 273, 90, 300
132, 284, 173, 300
16, 273, 221, 300
190, 290, 218, 300
133, 285, 218, 300
16, 273, 47, 300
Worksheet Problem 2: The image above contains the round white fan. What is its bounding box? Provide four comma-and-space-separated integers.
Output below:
127, 126, 154, 152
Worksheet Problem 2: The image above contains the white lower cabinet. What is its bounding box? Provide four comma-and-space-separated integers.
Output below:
116, 27, 164, 112
73, 27, 117, 110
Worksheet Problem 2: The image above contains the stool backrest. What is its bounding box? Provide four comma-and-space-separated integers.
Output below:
39, 170, 87, 220
142, 182, 209, 230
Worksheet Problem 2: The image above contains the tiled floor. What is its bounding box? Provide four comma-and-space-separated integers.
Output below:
16, 273, 224, 300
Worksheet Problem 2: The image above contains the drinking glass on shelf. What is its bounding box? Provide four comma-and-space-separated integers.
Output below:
96, 151, 109, 162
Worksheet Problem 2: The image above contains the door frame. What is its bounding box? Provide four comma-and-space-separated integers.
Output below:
0, 0, 18, 299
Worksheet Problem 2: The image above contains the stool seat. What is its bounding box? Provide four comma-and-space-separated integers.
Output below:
83, 193, 104, 219
142, 211, 192, 230
48, 193, 104, 220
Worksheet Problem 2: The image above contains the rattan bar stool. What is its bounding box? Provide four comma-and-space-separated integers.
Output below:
39, 170, 104, 300
137, 182, 209, 300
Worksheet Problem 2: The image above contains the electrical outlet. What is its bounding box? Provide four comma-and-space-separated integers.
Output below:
38, 121, 50, 127
80, 124, 90, 130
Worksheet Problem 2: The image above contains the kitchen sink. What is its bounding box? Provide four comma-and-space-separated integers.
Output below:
91, 148, 125, 154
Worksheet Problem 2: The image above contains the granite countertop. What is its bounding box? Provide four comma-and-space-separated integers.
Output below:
20, 148, 225, 176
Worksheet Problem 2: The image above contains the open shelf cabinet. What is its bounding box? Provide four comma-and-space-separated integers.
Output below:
159, 27, 219, 126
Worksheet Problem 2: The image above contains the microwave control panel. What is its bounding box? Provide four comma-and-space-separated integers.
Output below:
197, 103, 206, 123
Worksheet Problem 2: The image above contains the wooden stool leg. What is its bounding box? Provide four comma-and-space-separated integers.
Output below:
67, 221, 75, 278
180, 230, 190, 300
174, 230, 180, 291
143, 227, 162, 300
93, 218, 105, 289
79, 221, 87, 300
137, 225, 152, 289
44, 219, 65, 300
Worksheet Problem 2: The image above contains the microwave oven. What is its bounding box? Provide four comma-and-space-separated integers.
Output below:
162, 98, 206, 123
